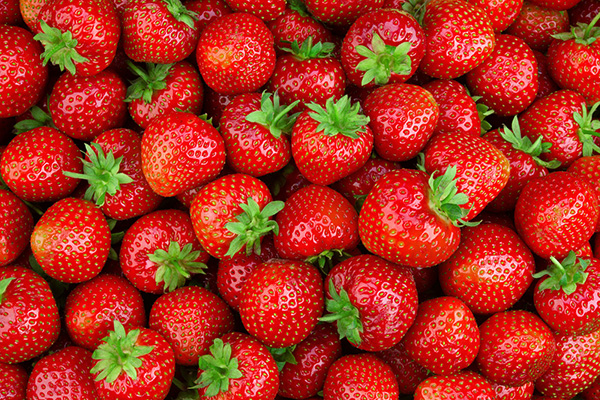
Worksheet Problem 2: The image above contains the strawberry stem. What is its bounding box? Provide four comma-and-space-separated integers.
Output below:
279, 36, 335, 59
191, 338, 243, 396
306, 95, 370, 138
245, 92, 301, 139
499, 117, 561, 169
533, 251, 591, 295
165, 0, 199, 29
34, 20, 89, 75
13, 103, 56, 134
355, 32, 413, 86
125, 62, 173, 104
319, 280, 363, 346
149, 241, 207, 292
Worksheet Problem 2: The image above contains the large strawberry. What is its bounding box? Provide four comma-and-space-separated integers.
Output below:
414, 371, 497, 400
141, 111, 225, 197
303, 0, 384, 27
0, 25, 48, 118
467, 0, 523, 32
505, 1, 570, 52
0, 265, 60, 364
0, 190, 33, 267
34, 0, 120, 76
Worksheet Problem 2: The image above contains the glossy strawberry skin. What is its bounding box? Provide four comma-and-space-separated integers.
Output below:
467, 0, 523, 32
26, 346, 98, 400
375, 338, 431, 395
514, 171, 599, 259
0, 265, 60, 364
31, 197, 112, 283
149, 285, 235, 365
0, 362, 27, 400
568, 155, 600, 231
267, 5, 334, 54
225, 0, 285, 21
303, 0, 385, 27
64, 274, 147, 351
506, 1, 569, 52
141, 111, 226, 197
0, 190, 33, 267
491, 381, 535, 400
0, 25, 47, 118
184, 0, 233, 32
414, 371, 497, 400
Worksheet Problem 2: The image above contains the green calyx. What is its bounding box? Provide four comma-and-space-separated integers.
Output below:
165, 0, 199, 29
245, 91, 301, 139
574, 101, 600, 157
125, 62, 174, 104
191, 338, 243, 396
427, 164, 478, 227
0, 278, 15, 304
355, 32, 413, 86
267, 345, 297, 371
533, 251, 591, 295
306, 95, 370, 139
13, 103, 56, 134
224, 198, 285, 258
499, 117, 561, 169
90, 320, 154, 384
552, 12, 600, 45
288, 0, 310, 16
402, 0, 428, 26
280, 36, 335, 60
149, 241, 207, 293
306, 249, 351, 274
63, 143, 134, 207
319, 280, 363, 346
34, 20, 89, 75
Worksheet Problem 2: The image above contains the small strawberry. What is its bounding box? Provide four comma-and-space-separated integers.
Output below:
0, 190, 33, 267
506, 1, 570, 52
303, 0, 385, 27
491, 382, 535, 400
376, 338, 432, 395
467, 0, 523, 32
414, 371, 497, 400
0, 362, 27, 400
183, 0, 233, 32
224, 0, 285, 21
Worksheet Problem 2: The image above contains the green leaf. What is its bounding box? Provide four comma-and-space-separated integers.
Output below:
427, 165, 479, 227
574, 101, 600, 157
149, 241, 207, 292
355, 32, 413, 86
34, 20, 89, 75
306, 95, 370, 138
533, 251, 591, 295
125, 62, 173, 103
245, 91, 301, 138
498, 117, 561, 169
192, 339, 243, 396
319, 280, 363, 346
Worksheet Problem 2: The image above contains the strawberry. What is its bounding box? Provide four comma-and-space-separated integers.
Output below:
273, 184, 359, 264
0, 190, 33, 267
505, 1, 570, 52
514, 171, 599, 259
190, 173, 283, 259
122, 0, 200, 63
0, 126, 82, 202
467, 0, 523, 31
64, 273, 147, 351
31, 197, 112, 283
303, 0, 385, 27
120, 208, 209, 293
323, 353, 399, 399
0, 25, 48, 118
320, 254, 418, 352
533, 49, 560, 98
193, 332, 279, 399
184, 0, 233, 32
418, 0, 496, 79
533, 252, 600, 336
278, 323, 342, 399
340, 8, 426, 88
568, 155, 600, 231
291, 95, 373, 185
583, 376, 600, 400
27, 346, 98, 400
0, 265, 60, 364
466, 34, 538, 117
569, 0, 600, 25
477, 310, 556, 387
125, 61, 204, 129
529, 0, 581, 10
491, 382, 535, 400
403, 296, 479, 375
0, 0, 21, 24
220, 91, 298, 177
0, 362, 27, 400
149, 285, 235, 365
376, 338, 432, 395
224, 0, 285, 21
535, 330, 600, 399
91, 321, 176, 400
438, 223, 535, 314
414, 371, 497, 400
34, 0, 120, 76
362, 83, 439, 162
141, 111, 226, 197
239, 258, 324, 348
196, 12, 276, 95
20, 0, 47, 32
49, 69, 127, 141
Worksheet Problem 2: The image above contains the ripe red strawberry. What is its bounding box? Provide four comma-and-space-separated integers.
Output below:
196, 12, 276, 95
403, 296, 479, 375
535, 330, 600, 399
582, 376, 600, 399
341, 8, 426, 87
34, 0, 120, 76
278, 323, 342, 399
238, 258, 323, 348
533, 252, 600, 335
0, 25, 48, 118
466, 34, 538, 116
362, 83, 439, 162
184, 0, 233, 32
323, 353, 399, 399
20, 0, 46, 32
193, 332, 279, 399
414, 371, 497, 400
64, 273, 147, 351
0, 362, 27, 400
321, 254, 418, 352
141, 111, 226, 197
274, 184, 359, 263
224, 0, 285, 21
514, 171, 599, 259
303, 0, 385, 27
125, 61, 204, 128
220, 92, 297, 177
190, 173, 283, 259
569, 0, 600, 25
91, 321, 176, 400
568, 155, 600, 231
467, 0, 523, 31
49, 69, 127, 141
477, 310, 556, 386
0, 0, 21, 24
149, 285, 235, 365
505, 1, 570, 52
491, 382, 535, 400
418, 0, 496, 79
122, 0, 200, 63
439, 223, 535, 314
0, 190, 33, 267
529, 0, 582, 11
120, 208, 209, 293
0, 265, 60, 364
31, 197, 112, 283
291, 95, 373, 185
533, 49, 560, 98
0, 127, 82, 202
376, 338, 432, 395
27, 346, 98, 400
422, 130, 511, 221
